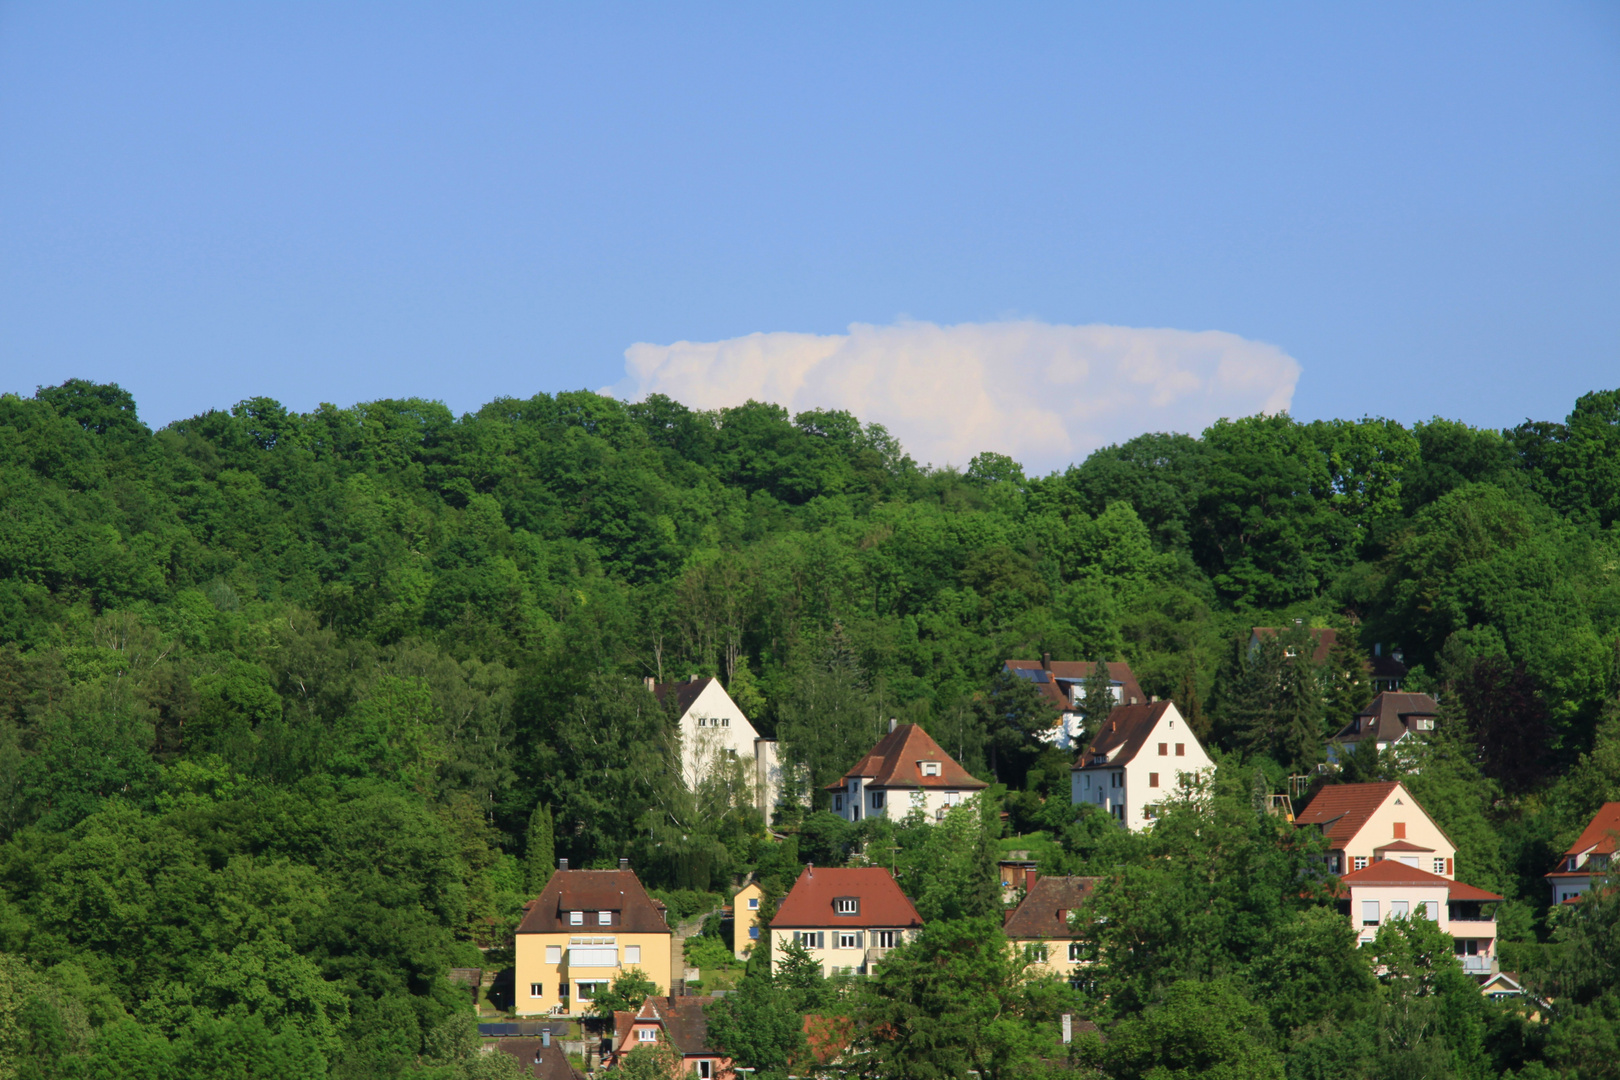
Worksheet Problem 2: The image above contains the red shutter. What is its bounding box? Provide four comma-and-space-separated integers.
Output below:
1393, 822, 1406, 839
1149, 773, 1159, 788
1446, 858, 1453, 875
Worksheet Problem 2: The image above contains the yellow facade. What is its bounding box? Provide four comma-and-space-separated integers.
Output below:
1008, 937, 1086, 980
733, 883, 765, 960
515, 929, 672, 1016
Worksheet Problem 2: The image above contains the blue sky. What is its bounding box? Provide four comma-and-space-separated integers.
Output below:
2, 3, 1617, 468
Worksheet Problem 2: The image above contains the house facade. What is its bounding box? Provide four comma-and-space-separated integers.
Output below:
1546, 802, 1620, 905
828, 722, 988, 823
650, 676, 783, 816
514, 863, 672, 1016
1328, 692, 1441, 760
769, 866, 923, 977
1337, 860, 1503, 977
732, 882, 765, 960
1295, 781, 1456, 879
1003, 656, 1146, 750
1002, 874, 1098, 982
607, 996, 732, 1080
1069, 701, 1215, 831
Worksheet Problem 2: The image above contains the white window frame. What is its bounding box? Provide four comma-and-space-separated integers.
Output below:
1390, 900, 1409, 919
838, 932, 859, 949
922, 761, 941, 776
1361, 900, 1379, 926
1353, 856, 1368, 871
836, 898, 858, 915
625, 945, 641, 964
545, 945, 562, 964
530, 982, 544, 997
598, 911, 612, 926
637, 1028, 657, 1043
878, 930, 896, 948
747, 898, 760, 910
1434, 858, 1447, 875
1069, 941, 1083, 962
569, 910, 584, 926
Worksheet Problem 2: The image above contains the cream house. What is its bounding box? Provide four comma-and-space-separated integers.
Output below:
732, 882, 765, 960
651, 676, 782, 816
1002, 874, 1098, 982
769, 866, 923, 978
1295, 781, 1456, 879
1069, 701, 1215, 831
514, 861, 672, 1016
1337, 860, 1503, 977
828, 722, 987, 823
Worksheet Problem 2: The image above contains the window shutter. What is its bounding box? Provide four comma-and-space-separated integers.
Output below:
856, 932, 865, 948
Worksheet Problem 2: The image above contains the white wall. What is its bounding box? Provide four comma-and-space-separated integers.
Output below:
830, 776, 976, 823
1069, 704, 1214, 832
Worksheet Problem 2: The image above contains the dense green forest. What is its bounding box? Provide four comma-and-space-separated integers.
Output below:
1, 379, 1618, 1078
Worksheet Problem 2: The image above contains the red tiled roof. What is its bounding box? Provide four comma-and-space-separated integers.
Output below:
516, 869, 670, 935
828, 724, 987, 791
1565, 802, 1620, 857
804, 1015, 856, 1065
651, 676, 713, 717
1338, 858, 1503, 900
1251, 626, 1338, 663
614, 997, 722, 1059
1334, 692, 1440, 745
1003, 660, 1146, 712
770, 867, 923, 929
1294, 782, 1401, 846
1374, 840, 1435, 853
1002, 876, 1098, 939
1070, 701, 1174, 770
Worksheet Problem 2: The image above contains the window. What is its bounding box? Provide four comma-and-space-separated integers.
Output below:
836, 898, 859, 915
922, 762, 941, 776
795, 932, 824, 949
1112, 804, 1125, 821
1175, 743, 1185, 756
545, 945, 562, 964
721, 717, 729, 727
943, 791, 963, 807
559, 984, 569, 999
1434, 858, 1447, 875
1143, 804, 1156, 820
570, 946, 618, 967
598, 911, 612, 926
1149, 773, 1160, 788
747, 897, 760, 910
1158, 743, 1168, 756
1069, 942, 1083, 961
637, 1028, 657, 1043
838, 932, 860, 949
834, 795, 843, 811
1393, 822, 1406, 840
870, 792, 884, 810
569, 911, 584, 926
1390, 901, 1409, 919
1327, 854, 1341, 874
530, 983, 544, 997
1353, 856, 1368, 871
1413, 717, 1433, 731
625, 945, 641, 964
1110, 772, 1122, 788
577, 981, 603, 1000
1421, 901, 1440, 921
878, 931, 896, 948
1030, 944, 1048, 962
749, 927, 760, 939
698, 1061, 713, 1079
1362, 900, 1380, 926
1455, 939, 1479, 956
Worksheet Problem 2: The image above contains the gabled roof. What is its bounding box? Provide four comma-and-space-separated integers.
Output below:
828, 724, 986, 791
1003, 660, 1145, 713
1334, 691, 1440, 745
1373, 840, 1435, 853
1070, 701, 1175, 770
1002, 875, 1098, 940
1251, 626, 1338, 663
651, 676, 715, 718
491, 1038, 585, 1080
770, 866, 923, 929
1338, 859, 1503, 901
1565, 802, 1620, 858
1294, 781, 1400, 846
516, 869, 670, 935
614, 997, 721, 1059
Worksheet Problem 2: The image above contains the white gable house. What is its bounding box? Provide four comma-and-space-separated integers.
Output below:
1070, 701, 1214, 831
651, 676, 782, 815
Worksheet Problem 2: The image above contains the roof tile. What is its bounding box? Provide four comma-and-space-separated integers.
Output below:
770, 867, 924, 929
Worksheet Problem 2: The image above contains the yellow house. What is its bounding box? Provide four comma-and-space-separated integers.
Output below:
1002, 874, 1097, 981
733, 882, 765, 961
515, 860, 672, 1016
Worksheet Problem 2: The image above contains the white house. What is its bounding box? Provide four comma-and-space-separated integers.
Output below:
650, 676, 782, 816
1002, 656, 1146, 751
1069, 701, 1214, 831
1546, 802, 1620, 906
1337, 859, 1503, 978
828, 721, 988, 823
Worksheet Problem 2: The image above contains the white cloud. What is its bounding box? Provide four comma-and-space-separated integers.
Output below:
605, 320, 1300, 472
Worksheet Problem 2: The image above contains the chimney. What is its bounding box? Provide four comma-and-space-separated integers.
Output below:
888, 717, 897, 733
619, 858, 630, 871
645, 676, 655, 692
1149, 695, 1158, 703
1392, 649, 1404, 664
689, 673, 699, 683
1041, 652, 1051, 671
1062, 1014, 1073, 1045
1026, 870, 1039, 890
1375, 642, 1382, 657
558, 858, 568, 871
806, 862, 813, 877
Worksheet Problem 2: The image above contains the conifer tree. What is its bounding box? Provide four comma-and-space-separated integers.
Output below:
1079, 656, 1117, 744
524, 802, 555, 897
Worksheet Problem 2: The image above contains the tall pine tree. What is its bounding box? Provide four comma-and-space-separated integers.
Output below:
524, 802, 555, 897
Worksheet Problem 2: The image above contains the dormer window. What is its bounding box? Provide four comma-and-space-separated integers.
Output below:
598, 911, 613, 926
834, 897, 859, 916
569, 911, 583, 926
921, 762, 940, 777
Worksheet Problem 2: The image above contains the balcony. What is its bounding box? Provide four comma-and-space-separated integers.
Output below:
1457, 954, 1493, 976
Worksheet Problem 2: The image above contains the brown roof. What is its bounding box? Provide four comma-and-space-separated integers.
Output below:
1334, 691, 1440, 745
828, 724, 987, 791
1564, 802, 1620, 858
1070, 701, 1174, 770
516, 869, 670, 935
1251, 626, 1339, 663
770, 866, 924, 930
1338, 859, 1503, 901
1294, 781, 1401, 846
613, 996, 722, 1059
491, 1038, 584, 1080
1373, 840, 1435, 853
1003, 660, 1146, 713
651, 676, 713, 717
1002, 875, 1099, 939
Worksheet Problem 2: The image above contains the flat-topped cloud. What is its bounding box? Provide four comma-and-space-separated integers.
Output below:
606, 320, 1301, 472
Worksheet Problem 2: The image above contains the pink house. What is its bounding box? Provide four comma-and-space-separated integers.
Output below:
1337, 860, 1504, 978
1546, 802, 1620, 905
608, 996, 732, 1080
